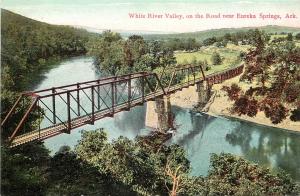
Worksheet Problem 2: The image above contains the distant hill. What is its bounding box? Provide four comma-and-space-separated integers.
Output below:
1, 9, 94, 91
74, 25, 175, 38
2, 8, 52, 29
142, 26, 300, 41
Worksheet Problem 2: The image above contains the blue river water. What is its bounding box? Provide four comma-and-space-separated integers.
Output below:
32, 56, 300, 181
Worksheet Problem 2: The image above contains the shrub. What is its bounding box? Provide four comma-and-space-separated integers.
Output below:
207, 153, 299, 195
211, 52, 222, 65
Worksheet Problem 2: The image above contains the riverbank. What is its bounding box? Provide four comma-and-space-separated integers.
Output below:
165, 76, 300, 132
206, 76, 300, 132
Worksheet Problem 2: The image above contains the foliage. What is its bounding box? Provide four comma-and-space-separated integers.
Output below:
87, 32, 175, 76
211, 52, 222, 65
1, 143, 50, 196
232, 96, 259, 117
1, 9, 92, 91
223, 30, 300, 124
72, 130, 300, 195
206, 153, 299, 195
260, 98, 289, 124
47, 145, 135, 195
290, 108, 300, 121
160, 48, 177, 67
2, 129, 299, 195
161, 38, 200, 51
203, 36, 217, 46
74, 129, 190, 195
0, 10, 114, 196
221, 83, 242, 101
287, 33, 293, 41
1, 9, 94, 143
87, 30, 124, 76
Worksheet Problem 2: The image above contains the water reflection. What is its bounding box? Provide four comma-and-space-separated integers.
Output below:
45, 104, 149, 153
114, 105, 147, 134
172, 110, 300, 181
226, 122, 300, 180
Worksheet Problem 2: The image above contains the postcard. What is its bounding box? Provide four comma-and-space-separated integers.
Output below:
1, 1, 300, 195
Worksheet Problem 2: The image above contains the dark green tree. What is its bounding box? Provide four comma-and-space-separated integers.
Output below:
287, 33, 293, 41
211, 52, 222, 65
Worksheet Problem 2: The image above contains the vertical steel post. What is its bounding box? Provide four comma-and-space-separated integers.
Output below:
114, 77, 117, 106
181, 69, 184, 88
199, 64, 206, 80
67, 92, 71, 133
111, 82, 115, 113
52, 88, 56, 124
91, 86, 95, 123
38, 100, 41, 139
77, 83, 80, 116
141, 75, 145, 103
187, 67, 190, 85
128, 75, 131, 108
193, 67, 196, 83
97, 81, 100, 110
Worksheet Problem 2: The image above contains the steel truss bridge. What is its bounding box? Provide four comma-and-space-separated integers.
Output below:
1, 64, 244, 147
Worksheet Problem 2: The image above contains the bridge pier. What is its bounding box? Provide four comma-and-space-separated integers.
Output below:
4, 64, 245, 147
145, 95, 174, 133
196, 81, 212, 106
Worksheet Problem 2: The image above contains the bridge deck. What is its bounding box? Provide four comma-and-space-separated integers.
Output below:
10, 81, 196, 147
7, 64, 244, 147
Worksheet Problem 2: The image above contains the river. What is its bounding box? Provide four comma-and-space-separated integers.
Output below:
32, 56, 300, 181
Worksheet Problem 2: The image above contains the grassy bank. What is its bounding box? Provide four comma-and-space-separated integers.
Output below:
175, 44, 250, 75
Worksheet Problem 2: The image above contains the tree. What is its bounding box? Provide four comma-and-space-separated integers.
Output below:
147, 40, 162, 69
124, 35, 147, 68
160, 48, 177, 67
74, 129, 192, 195
203, 36, 217, 46
47, 145, 134, 195
2, 9, 91, 91
247, 29, 270, 52
223, 30, 300, 124
183, 38, 197, 51
2, 129, 299, 195
211, 52, 222, 65
88, 30, 124, 76
295, 33, 300, 40
287, 33, 293, 41
1, 143, 50, 196
207, 153, 299, 195
165, 163, 183, 196
221, 83, 242, 101
224, 33, 231, 41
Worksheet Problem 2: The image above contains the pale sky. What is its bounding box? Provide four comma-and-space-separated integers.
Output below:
1, 0, 300, 33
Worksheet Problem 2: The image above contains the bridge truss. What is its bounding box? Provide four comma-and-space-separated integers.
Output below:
1, 64, 243, 147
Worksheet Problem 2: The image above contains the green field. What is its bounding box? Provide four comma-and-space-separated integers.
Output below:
175, 44, 251, 75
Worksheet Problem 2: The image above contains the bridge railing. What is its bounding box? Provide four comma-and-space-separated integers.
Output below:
1, 64, 243, 146
1, 72, 166, 143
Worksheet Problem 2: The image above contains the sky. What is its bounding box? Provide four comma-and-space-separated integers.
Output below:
1, 0, 300, 33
